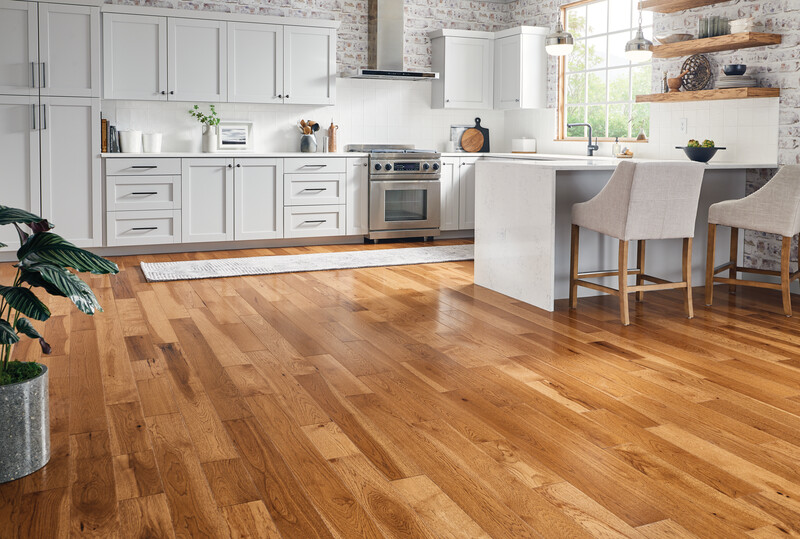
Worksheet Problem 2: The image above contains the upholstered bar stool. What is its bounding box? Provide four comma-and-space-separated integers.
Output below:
705, 165, 800, 316
569, 161, 706, 325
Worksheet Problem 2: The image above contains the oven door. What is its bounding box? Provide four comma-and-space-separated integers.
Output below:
369, 179, 441, 231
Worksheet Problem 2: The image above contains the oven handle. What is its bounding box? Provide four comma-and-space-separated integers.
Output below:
369, 179, 441, 190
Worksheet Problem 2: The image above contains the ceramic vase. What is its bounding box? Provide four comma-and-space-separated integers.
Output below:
202, 125, 218, 153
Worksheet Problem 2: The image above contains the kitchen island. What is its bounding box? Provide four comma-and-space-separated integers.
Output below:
473, 158, 776, 312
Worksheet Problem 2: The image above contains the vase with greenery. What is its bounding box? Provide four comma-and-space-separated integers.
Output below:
0, 205, 118, 483
189, 104, 220, 153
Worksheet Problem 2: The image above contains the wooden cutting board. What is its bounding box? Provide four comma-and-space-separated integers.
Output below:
461, 128, 484, 153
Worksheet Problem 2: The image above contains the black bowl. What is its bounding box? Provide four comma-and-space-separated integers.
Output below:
723, 64, 747, 76
676, 146, 726, 163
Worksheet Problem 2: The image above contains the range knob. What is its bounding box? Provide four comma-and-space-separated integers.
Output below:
385, 163, 392, 171
423, 163, 430, 171
374, 163, 382, 171
432, 163, 440, 171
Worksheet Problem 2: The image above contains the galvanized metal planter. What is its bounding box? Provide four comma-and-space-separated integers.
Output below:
0, 365, 50, 483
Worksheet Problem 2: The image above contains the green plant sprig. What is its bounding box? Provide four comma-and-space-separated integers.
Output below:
188, 104, 220, 127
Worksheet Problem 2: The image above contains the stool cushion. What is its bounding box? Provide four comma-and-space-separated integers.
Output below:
708, 165, 800, 237
572, 161, 706, 241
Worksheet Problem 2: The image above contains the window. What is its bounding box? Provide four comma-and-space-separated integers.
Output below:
558, 0, 652, 140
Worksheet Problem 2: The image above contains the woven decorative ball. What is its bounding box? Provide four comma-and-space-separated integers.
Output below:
681, 54, 712, 91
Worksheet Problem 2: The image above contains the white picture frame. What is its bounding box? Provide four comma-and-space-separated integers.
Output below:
217, 121, 253, 151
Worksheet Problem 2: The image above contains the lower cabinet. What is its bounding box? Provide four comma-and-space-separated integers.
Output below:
181, 158, 234, 243
440, 158, 459, 231
234, 158, 283, 240
440, 156, 478, 231
346, 157, 369, 235
107, 210, 181, 246
284, 205, 346, 238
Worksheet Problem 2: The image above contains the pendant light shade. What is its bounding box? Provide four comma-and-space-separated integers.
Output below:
625, 7, 653, 62
546, 20, 574, 56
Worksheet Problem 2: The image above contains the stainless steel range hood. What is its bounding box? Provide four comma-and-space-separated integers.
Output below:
345, 0, 439, 81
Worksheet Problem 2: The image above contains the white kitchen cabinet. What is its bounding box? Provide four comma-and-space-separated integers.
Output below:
0, 0, 37, 96
39, 3, 100, 98
182, 158, 234, 243
458, 157, 479, 230
39, 97, 102, 247
430, 30, 493, 109
284, 205, 346, 238
439, 158, 459, 231
234, 158, 283, 240
284, 26, 336, 105
346, 157, 369, 235
103, 14, 167, 101
0, 96, 40, 251
168, 18, 227, 103
493, 27, 547, 110
107, 210, 181, 247
228, 22, 283, 104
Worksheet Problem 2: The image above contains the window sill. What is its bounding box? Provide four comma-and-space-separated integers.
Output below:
554, 138, 650, 143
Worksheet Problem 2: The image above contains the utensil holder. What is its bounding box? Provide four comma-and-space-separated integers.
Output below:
300, 134, 317, 153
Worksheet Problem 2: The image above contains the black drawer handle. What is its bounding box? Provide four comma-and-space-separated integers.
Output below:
130, 165, 158, 169
301, 188, 327, 192
300, 164, 327, 169
131, 226, 158, 231
130, 191, 158, 195
302, 220, 326, 224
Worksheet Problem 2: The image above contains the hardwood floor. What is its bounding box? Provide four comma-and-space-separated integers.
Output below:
2, 238, 800, 537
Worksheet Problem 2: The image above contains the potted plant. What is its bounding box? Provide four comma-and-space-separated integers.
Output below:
0, 205, 118, 483
188, 104, 221, 153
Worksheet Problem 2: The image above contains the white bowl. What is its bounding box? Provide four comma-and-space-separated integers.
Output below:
654, 33, 693, 44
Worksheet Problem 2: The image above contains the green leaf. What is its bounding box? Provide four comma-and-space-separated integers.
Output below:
20, 263, 103, 315
0, 320, 19, 345
17, 232, 119, 275
0, 205, 41, 226
0, 286, 50, 321
15, 318, 51, 354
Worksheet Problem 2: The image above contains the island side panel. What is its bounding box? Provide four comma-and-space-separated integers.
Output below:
474, 161, 556, 311
553, 168, 745, 300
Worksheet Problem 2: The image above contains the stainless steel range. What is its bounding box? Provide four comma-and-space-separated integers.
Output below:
348, 144, 442, 241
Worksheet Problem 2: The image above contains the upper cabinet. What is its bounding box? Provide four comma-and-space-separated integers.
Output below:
430, 30, 494, 109
102, 8, 337, 105
283, 26, 336, 105
228, 22, 283, 104
493, 27, 547, 110
103, 14, 167, 100
0, 1, 99, 98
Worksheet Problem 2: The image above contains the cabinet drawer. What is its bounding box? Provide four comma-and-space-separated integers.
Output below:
106, 176, 181, 211
283, 158, 346, 174
106, 210, 181, 246
284, 205, 345, 238
105, 158, 182, 176
284, 174, 345, 206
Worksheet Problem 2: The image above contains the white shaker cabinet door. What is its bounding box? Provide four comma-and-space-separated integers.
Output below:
0, 0, 37, 96
346, 158, 369, 235
0, 96, 40, 251
103, 14, 167, 100
458, 158, 478, 230
493, 34, 522, 110
39, 97, 102, 247
182, 158, 234, 243
228, 22, 283, 104
439, 158, 459, 231
234, 158, 283, 240
39, 4, 100, 98
168, 18, 227, 103
284, 26, 335, 105
443, 37, 493, 109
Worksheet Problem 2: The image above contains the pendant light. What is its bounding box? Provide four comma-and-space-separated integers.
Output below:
546, 19, 574, 56
625, 7, 653, 62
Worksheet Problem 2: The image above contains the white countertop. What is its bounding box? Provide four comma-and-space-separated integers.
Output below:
101, 151, 776, 169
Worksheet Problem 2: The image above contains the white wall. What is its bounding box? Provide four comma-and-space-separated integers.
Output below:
101, 77, 506, 153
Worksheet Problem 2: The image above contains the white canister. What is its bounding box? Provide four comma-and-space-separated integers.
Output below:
142, 132, 162, 153
511, 137, 537, 153
119, 130, 143, 153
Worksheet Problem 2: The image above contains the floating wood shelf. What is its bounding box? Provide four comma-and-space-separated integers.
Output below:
636, 87, 780, 103
653, 32, 782, 58
639, 0, 729, 13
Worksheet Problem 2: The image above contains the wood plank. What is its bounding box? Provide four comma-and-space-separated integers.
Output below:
118, 494, 176, 539
69, 330, 108, 435
636, 87, 780, 103
201, 458, 261, 507
221, 501, 281, 539
640, 0, 733, 13
113, 451, 164, 501
70, 431, 119, 537
652, 32, 782, 58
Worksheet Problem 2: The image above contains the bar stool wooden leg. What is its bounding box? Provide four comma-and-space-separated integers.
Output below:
619, 240, 630, 326
683, 237, 694, 319
781, 235, 792, 317
569, 224, 579, 309
729, 227, 739, 294
636, 240, 646, 302
705, 223, 716, 306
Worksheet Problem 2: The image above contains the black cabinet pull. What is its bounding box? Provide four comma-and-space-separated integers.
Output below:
160, 91, 166, 95
131, 165, 158, 169
130, 191, 158, 195
302, 220, 326, 224
301, 187, 327, 192
131, 227, 158, 231
300, 164, 326, 169
169, 90, 174, 95
236, 163, 241, 167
